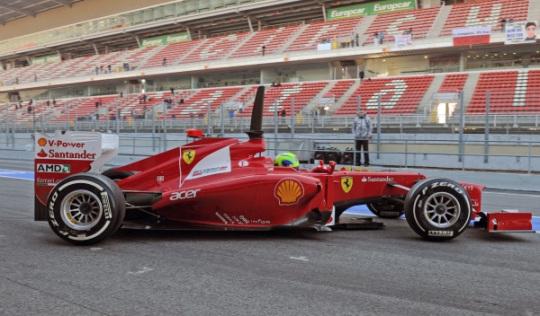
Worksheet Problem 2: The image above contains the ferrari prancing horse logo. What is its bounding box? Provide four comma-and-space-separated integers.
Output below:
182, 150, 196, 165
341, 176, 353, 193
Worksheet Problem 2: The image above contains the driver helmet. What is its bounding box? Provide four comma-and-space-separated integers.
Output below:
274, 152, 300, 168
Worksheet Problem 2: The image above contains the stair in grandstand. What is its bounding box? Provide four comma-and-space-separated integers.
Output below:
513, 70, 529, 108
426, 4, 452, 38
461, 72, 480, 113
286, 18, 363, 52
353, 15, 376, 45
231, 25, 302, 58
223, 32, 258, 60
174, 38, 210, 64
329, 79, 362, 114
182, 34, 250, 64
303, 80, 338, 113
223, 85, 257, 111
276, 24, 309, 54
66, 55, 103, 78
133, 46, 167, 70
418, 74, 446, 115
230, 86, 259, 114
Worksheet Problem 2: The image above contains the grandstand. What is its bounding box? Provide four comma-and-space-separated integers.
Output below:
0, 0, 539, 131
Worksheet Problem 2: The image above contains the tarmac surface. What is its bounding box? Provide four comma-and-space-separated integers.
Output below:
1, 175, 539, 315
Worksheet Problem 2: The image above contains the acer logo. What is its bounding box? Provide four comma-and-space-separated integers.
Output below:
170, 189, 201, 201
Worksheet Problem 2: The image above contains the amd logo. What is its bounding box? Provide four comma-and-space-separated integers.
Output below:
37, 163, 71, 173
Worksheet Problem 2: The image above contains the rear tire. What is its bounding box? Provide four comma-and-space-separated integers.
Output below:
367, 199, 403, 219
404, 179, 471, 241
47, 173, 125, 245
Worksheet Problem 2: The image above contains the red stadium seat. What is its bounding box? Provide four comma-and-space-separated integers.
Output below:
440, 0, 529, 36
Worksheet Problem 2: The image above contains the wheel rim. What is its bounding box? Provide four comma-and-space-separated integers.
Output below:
60, 189, 103, 231
422, 192, 461, 229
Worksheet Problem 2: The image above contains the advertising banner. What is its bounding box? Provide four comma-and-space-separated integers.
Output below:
32, 53, 61, 65
327, 0, 416, 20
317, 42, 332, 51
34, 132, 102, 207
505, 21, 538, 44
452, 26, 491, 46
142, 32, 190, 47
394, 34, 412, 48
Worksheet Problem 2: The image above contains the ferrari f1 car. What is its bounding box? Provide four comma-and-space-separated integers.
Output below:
34, 87, 534, 245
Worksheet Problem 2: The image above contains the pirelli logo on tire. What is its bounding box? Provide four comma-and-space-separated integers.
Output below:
427, 230, 454, 237
101, 192, 113, 220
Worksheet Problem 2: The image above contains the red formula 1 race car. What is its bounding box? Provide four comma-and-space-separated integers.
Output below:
34, 87, 534, 245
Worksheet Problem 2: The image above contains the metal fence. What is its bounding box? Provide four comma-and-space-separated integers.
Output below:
3, 89, 540, 133
1, 132, 539, 173
1, 89, 539, 172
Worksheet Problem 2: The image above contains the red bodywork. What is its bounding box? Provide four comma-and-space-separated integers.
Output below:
37, 136, 490, 229
33, 132, 535, 235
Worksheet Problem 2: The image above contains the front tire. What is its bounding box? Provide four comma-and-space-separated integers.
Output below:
47, 173, 126, 245
404, 179, 471, 241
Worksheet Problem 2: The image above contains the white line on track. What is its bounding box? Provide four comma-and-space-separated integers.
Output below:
289, 256, 309, 262
485, 191, 540, 197
0, 175, 32, 181
127, 266, 154, 275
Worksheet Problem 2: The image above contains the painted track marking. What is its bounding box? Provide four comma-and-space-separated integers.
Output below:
0, 169, 34, 181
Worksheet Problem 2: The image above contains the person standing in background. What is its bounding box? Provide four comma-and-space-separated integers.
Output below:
352, 111, 372, 166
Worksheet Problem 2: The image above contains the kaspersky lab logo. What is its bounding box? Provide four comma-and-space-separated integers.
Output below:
37, 163, 71, 173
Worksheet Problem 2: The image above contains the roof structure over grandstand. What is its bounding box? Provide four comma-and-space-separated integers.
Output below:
0, 0, 80, 25
0, 0, 369, 59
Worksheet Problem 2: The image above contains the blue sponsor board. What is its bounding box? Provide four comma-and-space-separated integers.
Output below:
533, 217, 540, 233
0, 169, 34, 181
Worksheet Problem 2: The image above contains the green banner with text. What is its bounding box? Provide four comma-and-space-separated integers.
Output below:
32, 53, 61, 65
141, 32, 190, 47
327, 0, 417, 20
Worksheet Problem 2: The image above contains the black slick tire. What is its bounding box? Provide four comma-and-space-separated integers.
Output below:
47, 173, 126, 245
404, 178, 471, 241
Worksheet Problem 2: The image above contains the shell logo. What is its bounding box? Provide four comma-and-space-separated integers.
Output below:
37, 137, 47, 147
274, 179, 304, 206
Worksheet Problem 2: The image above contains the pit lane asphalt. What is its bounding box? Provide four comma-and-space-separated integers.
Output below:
1, 177, 539, 315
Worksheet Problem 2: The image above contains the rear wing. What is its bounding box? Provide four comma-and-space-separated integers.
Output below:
34, 131, 119, 221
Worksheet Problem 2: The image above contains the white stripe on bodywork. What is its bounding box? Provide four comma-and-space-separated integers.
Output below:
186, 146, 231, 180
